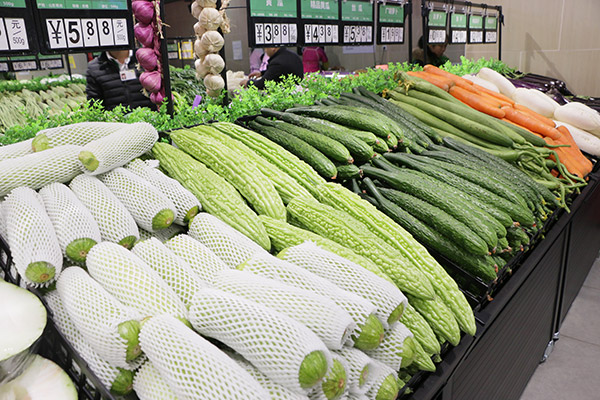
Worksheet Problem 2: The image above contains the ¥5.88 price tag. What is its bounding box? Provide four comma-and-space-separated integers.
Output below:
343, 25, 372, 44
45, 17, 129, 50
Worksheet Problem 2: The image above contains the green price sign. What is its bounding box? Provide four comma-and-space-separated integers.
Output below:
428, 10, 447, 27
250, 0, 297, 18
485, 16, 497, 30
300, 0, 337, 20
450, 13, 467, 28
341, 1, 373, 22
36, 0, 65, 8
65, 0, 91, 9
379, 4, 404, 24
1, 0, 27, 7
469, 15, 483, 29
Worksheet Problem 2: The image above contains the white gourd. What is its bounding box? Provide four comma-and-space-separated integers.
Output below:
332, 347, 374, 395
32, 122, 127, 152
133, 361, 178, 400
365, 322, 415, 371
0, 138, 33, 162
164, 234, 229, 285
363, 359, 398, 399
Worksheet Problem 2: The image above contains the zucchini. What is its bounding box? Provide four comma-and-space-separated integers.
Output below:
254, 116, 353, 164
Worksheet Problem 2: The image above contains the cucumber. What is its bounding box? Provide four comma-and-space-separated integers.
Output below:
335, 163, 361, 182
261, 108, 376, 162
248, 120, 338, 179
254, 116, 353, 164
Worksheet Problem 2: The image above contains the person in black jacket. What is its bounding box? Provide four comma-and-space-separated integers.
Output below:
241, 47, 303, 90
86, 50, 155, 110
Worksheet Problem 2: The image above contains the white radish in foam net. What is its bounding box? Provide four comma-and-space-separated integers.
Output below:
133, 360, 178, 400
332, 347, 374, 395
32, 122, 128, 152
164, 234, 229, 285
365, 322, 416, 371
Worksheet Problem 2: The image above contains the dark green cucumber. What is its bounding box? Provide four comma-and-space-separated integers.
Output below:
261, 108, 376, 162
368, 161, 499, 251
362, 191, 497, 282
507, 225, 530, 246
335, 163, 361, 182
254, 116, 353, 164
248, 121, 338, 179
373, 138, 390, 153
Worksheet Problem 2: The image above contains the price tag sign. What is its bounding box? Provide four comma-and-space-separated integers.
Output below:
341, 0, 373, 45
39, 54, 64, 69
0, 0, 38, 55
303, 24, 338, 44
484, 16, 497, 43
9, 55, 38, 71
449, 12, 467, 44
299, 0, 339, 45
32, 0, 134, 54
0, 57, 9, 71
167, 41, 178, 59
468, 14, 484, 44
377, 3, 405, 44
248, 0, 299, 46
427, 10, 447, 44
180, 40, 194, 59
300, 0, 337, 20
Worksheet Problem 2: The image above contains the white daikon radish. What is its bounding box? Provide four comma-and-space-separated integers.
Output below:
461, 74, 500, 92
553, 120, 600, 156
512, 88, 556, 118
476, 67, 515, 97
554, 102, 600, 134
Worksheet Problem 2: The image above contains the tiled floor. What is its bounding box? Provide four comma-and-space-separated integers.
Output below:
519, 257, 600, 399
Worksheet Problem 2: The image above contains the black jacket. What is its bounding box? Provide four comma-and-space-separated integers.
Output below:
86, 52, 155, 110
251, 48, 304, 90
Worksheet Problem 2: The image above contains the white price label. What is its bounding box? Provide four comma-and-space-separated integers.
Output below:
254, 23, 264, 44
46, 19, 67, 49
98, 19, 114, 46
272, 23, 281, 44
0, 62, 8, 72
65, 19, 84, 48
289, 24, 297, 43
452, 30, 467, 43
381, 27, 403, 43
344, 25, 372, 43
428, 29, 446, 44
280, 23, 290, 43
470, 30, 483, 43
112, 19, 128, 45
263, 23, 273, 44
82, 19, 99, 47
0, 19, 9, 51
12, 60, 37, 71
40, 58, 63, 69
6, 18, 29, 50
168, 51, 178, 59
485, 31, 497, 43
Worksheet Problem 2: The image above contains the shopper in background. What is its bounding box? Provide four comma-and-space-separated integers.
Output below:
249, 48, 270, 78
302, 46, 329, 74
86, 50, 155, 110
241, 47, 304, 90
412, 35, 450, 67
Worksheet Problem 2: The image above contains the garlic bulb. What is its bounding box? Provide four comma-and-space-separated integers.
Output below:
199, 8, 223, 31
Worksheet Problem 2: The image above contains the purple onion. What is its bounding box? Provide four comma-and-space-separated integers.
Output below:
132, 1, 155, 25
136, 47, 158, 72
150, 90, 165, 105
139, 71, 162, 94
134, 22, 154, 48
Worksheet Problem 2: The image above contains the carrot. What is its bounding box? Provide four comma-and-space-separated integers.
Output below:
514, 104, 556, 128
480, 91, 513, 108
406, 71, 451, 91
449, 86, 506, 119
472, 83, 516, 106
423, 64, 481, 94
502, 106, 561, 140
556, 125, 593, 175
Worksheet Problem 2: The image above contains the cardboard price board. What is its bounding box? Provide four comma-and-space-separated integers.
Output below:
248, 0, 299, 47
341, 0, 374, 45
0, 0, 38, 56
32, 0, 134, 54
377, 3, 405, 45
299, 0, 340, 45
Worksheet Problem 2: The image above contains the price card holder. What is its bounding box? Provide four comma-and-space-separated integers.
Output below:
38, 53, 64, 69
0, 0, 39, 56
484, 15, 497, 43
32, 0, 134, 54
299, 0, 340, 46
376, 3, 405, 45
167, 41, 178, 60
8, 54, 39, 71
449, 12, 467, 44
341, 0, 374, 45
427, 10, 447, 44
247, 0, 299, 47
468, 14, 484, 44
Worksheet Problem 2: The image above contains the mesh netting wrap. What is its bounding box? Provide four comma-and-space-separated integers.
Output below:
87, 242, 188, 323
164, 234, 229, 284
308, 353, 349, 400
280, 242, 408, 328
214, 269, 355, 350
363, 359, 398, 398
188, 212, 268, 267
39, 183, 101, 262
99, 168, 176, 232
0, 200, 7, 244
79, 122, 158, 175
133, 238, 210, 308
0, 144, 82, 197
347, 393, 369, 400
226, 350, 310, 400
56, 267, 144, 370
139, 314, 270, 399
44, 291, 130, 393
0, 138, 33, 162
69, 175, 139, 248
365, 322, 413, 371
3, 187, 62, 287
241, 252, 376, 344
333, 347, 374, 395
34, 122, 128, 150
126, 159, 201, 226
189, 288, 332, 395
138, 226, 187, 243
133, 361, 178, 400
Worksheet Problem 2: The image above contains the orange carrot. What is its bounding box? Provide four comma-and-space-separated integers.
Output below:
406, 71, 451, 91
449, 86, 506, 119
501, 106, 561, 140
514, 104, 556, 128
480, 91, 513, 108
423, 64, 481, 94
472, 83, 516, 106
556, 125, 593, 175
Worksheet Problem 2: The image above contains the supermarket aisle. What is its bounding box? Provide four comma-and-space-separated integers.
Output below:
520, 257, 600, 400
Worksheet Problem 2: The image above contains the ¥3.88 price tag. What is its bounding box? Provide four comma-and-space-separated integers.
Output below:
254, 22, 297, 45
